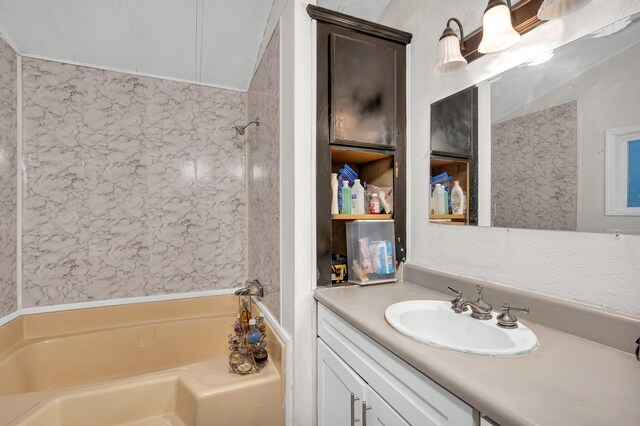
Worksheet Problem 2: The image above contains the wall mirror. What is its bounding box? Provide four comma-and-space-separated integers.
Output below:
430, 12, 640, 234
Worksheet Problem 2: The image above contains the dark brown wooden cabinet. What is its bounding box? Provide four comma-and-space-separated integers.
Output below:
309, 5, 411, 286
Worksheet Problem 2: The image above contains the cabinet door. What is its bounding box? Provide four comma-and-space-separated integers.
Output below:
316, 21, 406, 151
318, 339, 366, 426
363, 386, 410, 426
430, 86, 477, 158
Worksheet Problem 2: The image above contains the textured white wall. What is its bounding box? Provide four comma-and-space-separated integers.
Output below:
380, 0, 640, 316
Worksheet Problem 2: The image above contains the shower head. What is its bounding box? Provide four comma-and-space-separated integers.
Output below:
234, 118, 260, 136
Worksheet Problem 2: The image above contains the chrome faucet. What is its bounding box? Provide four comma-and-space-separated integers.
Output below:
234, 279, 264, 298
448, 285, 493, 320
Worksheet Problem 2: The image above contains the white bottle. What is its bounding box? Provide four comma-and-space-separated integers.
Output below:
451, 181, 465, 215
351, 179, 365, 214
331, 173, 339, 214
370, 193, 380, 214
432, 184, 446, 215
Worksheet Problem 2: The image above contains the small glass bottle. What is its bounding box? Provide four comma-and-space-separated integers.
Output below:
253, 339, 269, 367
255, 315, 266, 335
236, 346, 254, 374
228, 341, 242, 372
233, 314, 243, 336
240, 298, 251, 332
247, 319, 262, 344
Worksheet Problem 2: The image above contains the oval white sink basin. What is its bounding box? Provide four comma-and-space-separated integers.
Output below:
385, 300, 538, 356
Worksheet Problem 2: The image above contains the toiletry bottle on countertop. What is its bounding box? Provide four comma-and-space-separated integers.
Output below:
351, 179, 365, 214
331, 173, 339, 214
341, 181, 351, 214
451, 181, 465, 215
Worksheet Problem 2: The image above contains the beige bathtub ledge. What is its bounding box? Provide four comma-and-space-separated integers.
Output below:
0, 295, 285, 426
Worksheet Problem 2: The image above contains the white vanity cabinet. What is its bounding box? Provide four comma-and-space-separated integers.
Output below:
318, 339, 409, 426
317, 303, 476, 426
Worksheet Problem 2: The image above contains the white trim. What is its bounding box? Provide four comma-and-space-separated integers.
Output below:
605, 125, 640, 216
285, 334, 294, 426
19, 288, 237, 316
0, 310, 20, 327
19, 53, 248, 93
252, 297, 293, 426
16, 54, 22, 311
477, 82, 492, 227
278, 17, 284, 328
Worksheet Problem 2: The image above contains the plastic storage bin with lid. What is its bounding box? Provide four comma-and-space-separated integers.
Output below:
346, 220, 397, 285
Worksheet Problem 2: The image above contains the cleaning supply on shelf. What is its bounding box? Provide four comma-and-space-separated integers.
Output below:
370, 193, 380, 214
339, 164, 358, 186
432, 184, 446, 215
451, 181, 465, 215
443, 189, 450, 215
341, 181, 352, 214
363, 181, 370, 212
337, 176, 343, 212
430, 172, 453, 185
431, 172, 453, 214
331, 173, 339, 214
351, 179, 365, 214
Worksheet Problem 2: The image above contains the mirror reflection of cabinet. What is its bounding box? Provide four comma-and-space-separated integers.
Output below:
310, 5, 411, 286
430, 87, 478, 225
431, 88, 476, 158
430, 158, 470, 225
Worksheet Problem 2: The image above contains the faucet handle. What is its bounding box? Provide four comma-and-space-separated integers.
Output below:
496, 303, 530, 329
476, 285, 484, 299
447, 286, 462, 297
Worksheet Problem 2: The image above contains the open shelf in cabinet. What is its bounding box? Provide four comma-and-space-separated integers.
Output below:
330, 146, 396, 274
430, 157, 470, 225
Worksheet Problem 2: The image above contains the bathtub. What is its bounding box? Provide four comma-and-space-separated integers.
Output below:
0, 295, 285, 426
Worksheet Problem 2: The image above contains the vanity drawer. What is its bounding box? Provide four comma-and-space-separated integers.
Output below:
317, 303, 474, 426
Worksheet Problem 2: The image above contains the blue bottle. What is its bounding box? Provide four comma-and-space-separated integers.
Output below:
247, 319, 262, 344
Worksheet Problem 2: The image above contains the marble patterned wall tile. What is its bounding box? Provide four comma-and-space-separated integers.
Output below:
247, 25, 280, 320
0, 37, 17, 317
22, 58, 247, 307
491, 101, 577, 231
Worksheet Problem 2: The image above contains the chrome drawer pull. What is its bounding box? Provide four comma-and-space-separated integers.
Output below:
362, 401, 372, 426
351, 393, 360, 424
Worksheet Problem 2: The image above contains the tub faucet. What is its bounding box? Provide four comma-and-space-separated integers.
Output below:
449, 285, 493, 320
234, 279, 264, 298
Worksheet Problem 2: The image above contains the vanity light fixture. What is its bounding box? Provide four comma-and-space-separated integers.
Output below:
434, 18, 467, 75
537, 0, 591, 20
478, 0, 521, 54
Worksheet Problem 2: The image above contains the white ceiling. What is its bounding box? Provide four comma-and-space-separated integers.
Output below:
0, 0, 272, 91
317, 0, 391, 22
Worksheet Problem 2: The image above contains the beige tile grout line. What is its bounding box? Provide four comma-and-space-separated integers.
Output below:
16, 54, 22, 311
